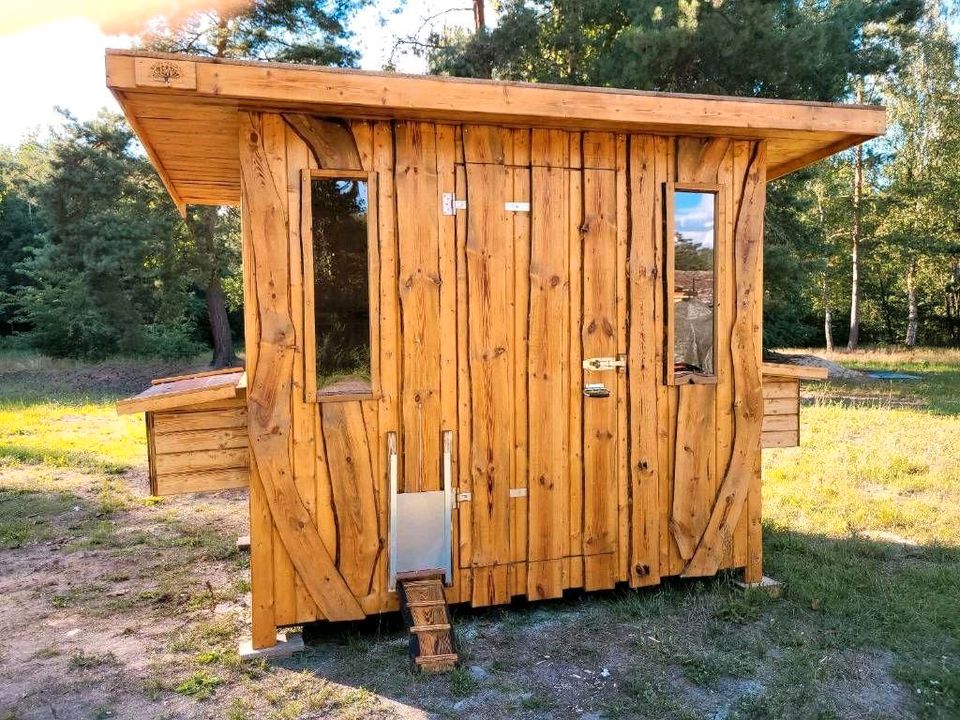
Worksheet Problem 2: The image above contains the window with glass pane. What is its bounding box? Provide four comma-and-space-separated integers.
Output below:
673, 190, 716, 377
310, 177, 371, 397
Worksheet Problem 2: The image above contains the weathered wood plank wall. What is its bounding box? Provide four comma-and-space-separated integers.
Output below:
237, 113, 767, 646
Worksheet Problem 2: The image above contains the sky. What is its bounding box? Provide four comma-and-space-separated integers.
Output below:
675, 192, 715, 250
0, 0, 478, 147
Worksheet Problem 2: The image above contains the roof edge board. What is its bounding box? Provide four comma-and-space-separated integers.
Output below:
106, 52, 886, 140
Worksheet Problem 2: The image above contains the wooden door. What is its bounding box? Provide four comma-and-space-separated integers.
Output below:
457, 159, 529, 606
578, 166, 626, 591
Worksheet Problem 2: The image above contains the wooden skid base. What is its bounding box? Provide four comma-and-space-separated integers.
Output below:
397, 572, 459, 673
735, 575, 782, 598
239, 632, 304, 661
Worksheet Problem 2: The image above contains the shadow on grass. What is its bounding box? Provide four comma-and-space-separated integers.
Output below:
764, 526, 959, 714
277, 528, 959, 719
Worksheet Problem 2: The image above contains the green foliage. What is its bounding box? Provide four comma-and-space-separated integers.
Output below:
429, 0, 920, 99
0, 2, 371, 360
139, 0, 367, 66
10, 112, 198, 359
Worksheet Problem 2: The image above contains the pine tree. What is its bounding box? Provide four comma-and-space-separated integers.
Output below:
15, 112, 193, 359
137, 0, 369, 366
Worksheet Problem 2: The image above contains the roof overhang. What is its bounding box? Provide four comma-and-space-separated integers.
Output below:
106, 49, 885, 213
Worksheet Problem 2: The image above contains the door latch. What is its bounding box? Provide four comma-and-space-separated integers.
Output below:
582, 355, 627, 371
456, 491, 472, 503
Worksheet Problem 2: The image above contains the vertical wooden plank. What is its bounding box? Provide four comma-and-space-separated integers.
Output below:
462, 124, 514, 164
455, 162, 473, 578
745, 141, 767, 583
436, 123, 465, 602
527, 130, 569, 600
615, 134, 629, 582
670, 386, 716, 559
568, 138, 584, 589
350, 120, 375, 172
395, 121, 442, 493
240, 135, 276, 647
683, 141, 766, 578
511, 142, 531, 598
321, 402, 381, 598
654, 136, 675, 578
359, 398, 389, 612
627, 134, 661, 588
373, 121, 400, 602
730, 140, 751, 570
285, 125, 319, 622
263, 114, 297, 627
581, 166, 619, 591
582, 132, 617, 170
531, 129, 569, 168
464, 157, 513, 606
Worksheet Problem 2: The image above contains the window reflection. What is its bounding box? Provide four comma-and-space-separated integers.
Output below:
673, 191, 715, 376
311, 178, 371, 397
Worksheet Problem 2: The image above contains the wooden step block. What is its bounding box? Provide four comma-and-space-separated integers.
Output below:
405, 599, 446, 608
416, 653, 459, 673
397, 574, 459, 673
410, 623, 452, 633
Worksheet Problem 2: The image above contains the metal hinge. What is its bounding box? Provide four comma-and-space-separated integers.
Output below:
582, 355, 627, 371
456, 491, 472, 503
504, 201, 530, 212
442, 193, 467, 216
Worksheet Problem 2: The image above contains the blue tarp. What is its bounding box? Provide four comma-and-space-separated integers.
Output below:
867, 371, 921, 381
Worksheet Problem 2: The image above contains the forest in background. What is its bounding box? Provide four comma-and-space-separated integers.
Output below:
0, 0, 958, 365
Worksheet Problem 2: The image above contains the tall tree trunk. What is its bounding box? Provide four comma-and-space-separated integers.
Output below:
823, 273, 834, 351
905, 257, 919, 346
207, 274, 237, 368
816, 190, 833, 351
473, 0, 485, 30
847, 92, 864, 351
188, 206, 238, 368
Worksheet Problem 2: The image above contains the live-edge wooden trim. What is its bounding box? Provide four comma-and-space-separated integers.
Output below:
664, 181, 724, 387
301, 168, 380, 403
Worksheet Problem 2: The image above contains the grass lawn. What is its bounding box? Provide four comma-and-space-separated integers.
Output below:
0, 347, 957, 719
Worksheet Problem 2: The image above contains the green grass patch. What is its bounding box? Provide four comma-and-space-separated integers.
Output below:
175, 670, 223, 700
0, 487, 83, 548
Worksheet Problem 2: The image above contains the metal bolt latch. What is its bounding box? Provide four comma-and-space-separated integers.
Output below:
582, 355, 627, 371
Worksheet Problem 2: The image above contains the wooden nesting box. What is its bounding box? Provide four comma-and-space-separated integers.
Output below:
109, 50, 871, 651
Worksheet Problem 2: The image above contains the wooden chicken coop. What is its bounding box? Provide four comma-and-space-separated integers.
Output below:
110, 50, 872, 662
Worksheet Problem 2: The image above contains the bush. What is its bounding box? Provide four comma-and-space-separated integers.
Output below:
140, 324, 206, 360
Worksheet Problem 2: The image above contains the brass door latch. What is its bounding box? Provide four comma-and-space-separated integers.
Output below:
582, 355, 627, 371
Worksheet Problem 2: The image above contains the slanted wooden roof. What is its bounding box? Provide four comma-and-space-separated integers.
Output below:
116, 367, 246, 415
106, 49, 885, 213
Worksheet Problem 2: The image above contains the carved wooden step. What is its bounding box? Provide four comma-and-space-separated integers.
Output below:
396, 571, 459, 673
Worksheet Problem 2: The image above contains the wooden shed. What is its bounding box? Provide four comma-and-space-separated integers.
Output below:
110, 49, 872, 662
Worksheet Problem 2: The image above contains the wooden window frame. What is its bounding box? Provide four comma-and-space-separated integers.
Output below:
664, 181, 724, 386
302, 168, 380, 403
